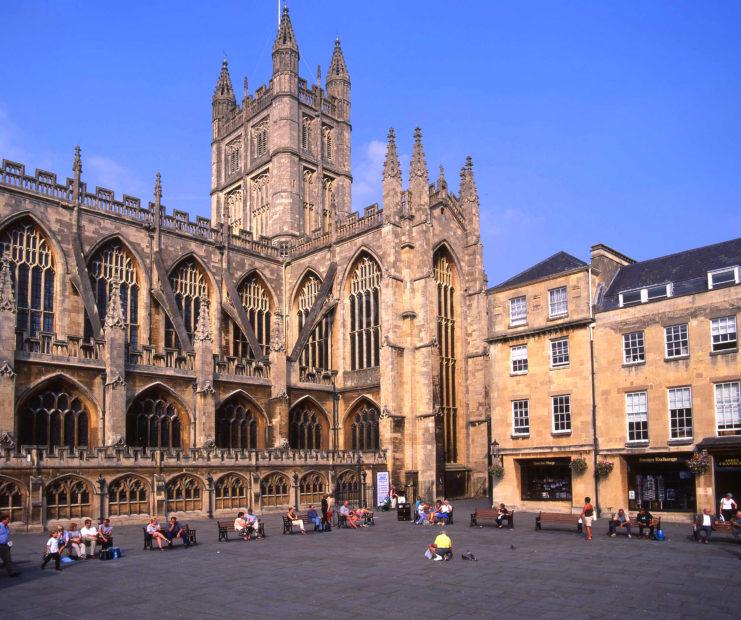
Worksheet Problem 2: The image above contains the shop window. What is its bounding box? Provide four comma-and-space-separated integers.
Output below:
665, 324, 689, 359
520, 459, 572, 501
627, 455, 696, 512
626, 391, 648, 443
668, 387, 693, 440
715, 381, 741, 435
623, 331, 645, 364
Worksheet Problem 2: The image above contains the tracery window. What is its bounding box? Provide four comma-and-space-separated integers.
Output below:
435, 251, 457, 463
108, 476, 149, 516
86, 241, 139, 346
166, 475, 201, 512
46, 477, 91, 520
322, 125, 333, 161
226, 139, 241, 175
229, 274, 271, 359
250, 173, 270, 238
301, 116, 313, 152
303, 170, 316, 234
289, 405, 324, 450
126, 392, 184, 450
260, 472, 290, 508
226, 189, 243, 236
0, 220, 54, 336
299, 472, 326, 505
252, 119, 268, 158
165, 258, 208, 349
19, 383, 89, 449
297, 274, 331, 370
215, 474, 248, 510
0, 478, 24, 522
349, 256, 381, 370
348, 403, 380, 451
322, 177, 334, 232
216, 399, 259, 450
334, 470, 358, 504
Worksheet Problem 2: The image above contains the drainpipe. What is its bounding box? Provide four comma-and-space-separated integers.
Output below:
588, 267, 601, 517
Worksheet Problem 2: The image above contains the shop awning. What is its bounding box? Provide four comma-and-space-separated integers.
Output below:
695, 436, 741, 450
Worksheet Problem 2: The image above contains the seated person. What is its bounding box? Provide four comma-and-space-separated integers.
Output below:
307, 505, 324, 531
609, 509, 632, 538
146, 518, 168, 550
496, 503, 510, 528
165, 516, 190, 546
80, 518, 99, 558
415, 503, 429, 526
234, 512, 249, 540
339, 501, 358, 529
287, 506, 306, 534
732, 511, 741, 542
63, 523, 86, 559
354, 507, 372, 527
635, 508, 655, 539
428, 529, 453, 561
695, 508, 713, 544
97, 518, 114, 550
244, 508, 261, 539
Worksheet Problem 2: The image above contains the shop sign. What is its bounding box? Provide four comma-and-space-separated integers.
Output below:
532, 460, 557, 466
716, 457, 741, 468
637, 456, 680, 464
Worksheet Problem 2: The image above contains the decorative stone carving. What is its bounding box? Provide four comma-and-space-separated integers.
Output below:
197, 381, 216, 395
202, 438, 216, 450
105, 374, 126, 389
0, 254, 16, 313
380, 406, 391, 420
194, 298, 213, 342
104, 273, 126, 330
0, 361, 16, 378
111, 436, 127, 449
0, 431, 16, 449
270, 314, 285, 352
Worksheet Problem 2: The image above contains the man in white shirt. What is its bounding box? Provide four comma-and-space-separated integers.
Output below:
244, 508, 261, 539
80, 519, 99, 558
697, 508, 713, 544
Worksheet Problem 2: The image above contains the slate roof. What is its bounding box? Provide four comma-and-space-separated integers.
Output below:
490, 251, 587, 291
599, 237, 741, 311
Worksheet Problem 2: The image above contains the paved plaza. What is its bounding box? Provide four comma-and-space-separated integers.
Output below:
1, 501, 739, 619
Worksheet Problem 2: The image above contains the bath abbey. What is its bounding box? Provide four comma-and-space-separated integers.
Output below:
0, 7, 490, 528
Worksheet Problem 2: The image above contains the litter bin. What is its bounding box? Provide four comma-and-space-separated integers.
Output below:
397, 502, 411, 521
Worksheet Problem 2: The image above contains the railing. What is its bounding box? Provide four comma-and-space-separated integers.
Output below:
15, 331, 104, 361
230, 232, 283, 258
289, 231, 331, 256
335, 204, 382, 240
322, 99, 336, 115
127, 346, 195, 371
213, 355, 271, 379
1, 160, 73, 201
248, 91, 273, 116
298, 366, 336, 385
221, 112, 244, 138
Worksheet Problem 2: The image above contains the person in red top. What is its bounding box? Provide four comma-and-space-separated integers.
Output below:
580, 497, 595, 541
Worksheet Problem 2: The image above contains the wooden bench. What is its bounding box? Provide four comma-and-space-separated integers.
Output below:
217, 520, 266, 542
336, 510, 375, 528
470, 508, 514, 529
609, 515, 661, 538
282, 513, 323, 534
535, 512, 581, 532
691, 520, 740, 543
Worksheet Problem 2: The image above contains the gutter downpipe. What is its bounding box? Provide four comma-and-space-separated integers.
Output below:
588, 266, 601, 518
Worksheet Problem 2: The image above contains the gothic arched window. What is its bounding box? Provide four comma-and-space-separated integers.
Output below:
215, 473, 248, 510
216, 399, 260, 450
348, 256, 381, 370
166, 475, 201, 512
0, 219, 55, 337
260, 472, 290, 508
0, 478, 24, 523
299, 472, 326, 505
229, 274, 271, 359
126, 391, 185, 450
296, 274, 331, 371
46, 476, 91, 520
250, 172, 270, 238
86, 241, 139, 346
108, 476, 149, 516
348, 403, 380, 451
166, 258, 208, 349
435, 250, 457, 463
334, 470, 359, 504
19, 381, 89, 449
289, 405, 324, 450
302, 169, 316, 234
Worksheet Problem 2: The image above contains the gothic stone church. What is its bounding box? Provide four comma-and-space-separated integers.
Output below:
0, 7, 489, 529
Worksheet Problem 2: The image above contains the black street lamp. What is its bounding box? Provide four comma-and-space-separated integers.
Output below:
206, 473, 214, 519
97, 474, 106, 522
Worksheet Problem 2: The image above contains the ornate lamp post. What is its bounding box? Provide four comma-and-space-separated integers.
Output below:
206, 473, 214, 519
97, 474, 106, 522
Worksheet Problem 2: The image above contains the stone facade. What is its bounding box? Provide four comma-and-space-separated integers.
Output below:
0, 7, 489, 530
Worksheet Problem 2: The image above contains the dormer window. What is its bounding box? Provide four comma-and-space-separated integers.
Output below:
646, 283, 671, 301
619, 283, 672, 307
618, 289, 641, 306
708, 266, 739, 290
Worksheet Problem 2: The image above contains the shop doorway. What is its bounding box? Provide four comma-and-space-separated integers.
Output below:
714, 456, 741, 513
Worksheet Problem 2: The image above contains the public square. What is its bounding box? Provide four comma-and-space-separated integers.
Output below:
1, 501, 739, 619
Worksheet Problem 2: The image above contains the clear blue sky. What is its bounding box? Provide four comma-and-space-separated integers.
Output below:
2, 1, 740, 284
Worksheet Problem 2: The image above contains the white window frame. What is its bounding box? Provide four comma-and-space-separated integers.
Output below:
510, 345, 528, 375
619, 283, 673, 307
711, 316, 738, 352
622, 331, 645, 365
512, 400, 530, 436
714, 381, 741, 435
551, 394, 572, 434
509, 296, 527, 327
626, 391, 648, 443
548, 286, 568, 318
707, 266, 739, 290
668, 386, 693, 440
664, 323, 689, 359
550, 337, 570, 368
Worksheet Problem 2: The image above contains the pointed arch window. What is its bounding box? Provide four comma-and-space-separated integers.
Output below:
0, 478, 25, 523
349, 256, 381, 370
229, 274, 271, 359
303, 169, 316, 234
289, 405, 324, 450
126, 391, 185, 450
435, 251, 457, 463
0, 220, 55, 337
260, 472, 290, 508
215, 474, 248, 510
250, 172, 270, 239
334, 470, 359, 504
216, 399, 259, 450
46, 477, 91, 520
297, 274, 331, 371
348, 403, 380, 451
19, 382, 89, 449
86, 241, 139, 346
108, 476, 149, 516
299, 472, 326, 505
166, 475, 201, 512
166, 259, 208, 349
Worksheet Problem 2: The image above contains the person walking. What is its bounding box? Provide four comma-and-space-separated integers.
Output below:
41, 530, 62, 571
580, 497, 595, 541
719, 493, 737, 522
0, 513, 20, 577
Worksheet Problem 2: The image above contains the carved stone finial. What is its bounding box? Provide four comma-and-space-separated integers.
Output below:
410, 127, 428, 181
104, 272, 126, 330
194, 298, 213, 342
243, 76, 249, 102
437, 165, 447, 191
197, 381, 215, 394
0, 254, 16, 313
154, 171, 162, 202
459, 155, 479, 208
73, 145, 82, 176
383, 128, 401, 182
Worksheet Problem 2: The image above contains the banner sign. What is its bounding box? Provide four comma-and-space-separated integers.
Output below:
376, 471, 390, 506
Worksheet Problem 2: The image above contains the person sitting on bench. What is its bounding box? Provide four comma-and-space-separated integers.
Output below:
307, 505, 324, 531
97, 518, 114, 550
165, 516, 190, 546
496, 503, 510, 528
340, 501, 359, 529
147, 518, 169, 550
234, 512, 250, 540
732, 511, 741, 542
695, 508, 713, 544
244, 508, 261, 539
287, 506, 306, 534
80, 519, 99, 558
428, 529, 453, 561
609, 509, 632, 538
636, 507, 655, 539
415, 502, 429, 525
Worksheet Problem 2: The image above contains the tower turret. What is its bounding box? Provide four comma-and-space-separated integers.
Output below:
272, 5, 299, 90
382, 128, 402, 220
326, 38, 350, 120
409, 127, 430, 217
212, 59, 237, 121
459, 156, 480, 242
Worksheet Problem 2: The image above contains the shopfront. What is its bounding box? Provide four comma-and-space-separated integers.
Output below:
519, 458, 572, 502
714, 456, 741, 505
625, 453, 695, 513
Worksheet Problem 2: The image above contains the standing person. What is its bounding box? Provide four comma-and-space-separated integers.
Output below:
80, 518, 99, 558
321, 494, 330, 530
580, 497, 595, 541
0, 513, 20, 577
696, 508, 713, 544
719, 493, 737, 522
41, 530, 62, 571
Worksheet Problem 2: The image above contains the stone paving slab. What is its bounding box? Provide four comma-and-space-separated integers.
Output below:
1, 500, 739, 618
